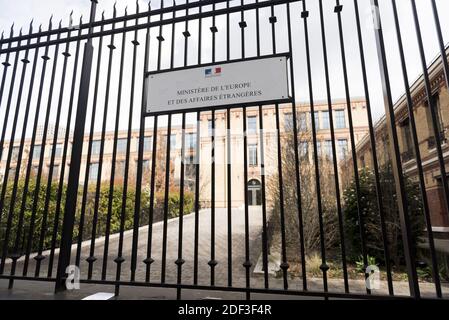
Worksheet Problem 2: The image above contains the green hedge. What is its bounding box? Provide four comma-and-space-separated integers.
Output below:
0, 178, 194, 257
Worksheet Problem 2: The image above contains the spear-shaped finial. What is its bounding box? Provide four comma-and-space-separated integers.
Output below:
48, 14, 54, 30
125, 5, 128, 15
58, 19, 63, 28
19, 27, 23, 37
148, 0, 152, 10
39, 24, 42, 32
1, 31, 4, 41
136, 0, 140, 13
102, 10, 105, 20
9, 23, 14, 36
28, 19, 33, 34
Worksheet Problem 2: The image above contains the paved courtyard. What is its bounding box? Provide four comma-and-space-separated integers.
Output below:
2, 207, 449, 298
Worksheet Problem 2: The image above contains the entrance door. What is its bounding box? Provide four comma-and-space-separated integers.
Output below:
247, 179, 262, 206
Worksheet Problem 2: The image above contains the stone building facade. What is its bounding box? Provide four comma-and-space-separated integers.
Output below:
1, 99, 369, 210
352, 54, 449, 238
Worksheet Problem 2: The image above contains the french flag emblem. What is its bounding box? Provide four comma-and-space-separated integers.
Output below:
205, 67, 222, 77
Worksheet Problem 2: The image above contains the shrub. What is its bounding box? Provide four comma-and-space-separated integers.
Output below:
343, 165, 425, 267
0, 178, 194, 257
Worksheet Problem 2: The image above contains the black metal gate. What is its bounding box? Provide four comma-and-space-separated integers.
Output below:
0, 0, 449, 300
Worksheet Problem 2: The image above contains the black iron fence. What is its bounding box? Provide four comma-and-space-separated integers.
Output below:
0, 0, 448, 300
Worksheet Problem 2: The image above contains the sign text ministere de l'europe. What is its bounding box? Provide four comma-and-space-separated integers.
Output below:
146, 56, 290, 113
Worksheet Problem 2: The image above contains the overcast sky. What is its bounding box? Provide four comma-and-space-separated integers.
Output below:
1, 0, 449, 139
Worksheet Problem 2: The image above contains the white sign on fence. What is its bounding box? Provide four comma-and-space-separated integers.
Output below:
145, 55, 290, 114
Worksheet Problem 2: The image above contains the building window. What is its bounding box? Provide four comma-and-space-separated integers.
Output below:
208, 119, 214, 137
170, 134, 176, 149
89, 163, 99, 181
12, 146, 20, 162
116, 161, 125, 176
426, 93, 445, 148
91, 140, 101, 155
284, 113, 293, 131
248, 116, 257, 135
51, 143, 63, 158
324, 140, 332, 159
248, 144, 258, 166
143, 136, 153, 152
298, 112, 307, 132
8, 167, 15, 180
299, 141, 309, 160
142, 159, 150, 173
335, 110, 346, 129
32, 145, 42, 160
337, 139, 348, 160
314, 112, 320, 130
52, 165, 60, 180
186, 133, 197, 151
317, 141, 322, 157
322, 111, 330, 130
401, 119, 414, 162
117, 138, 127, 153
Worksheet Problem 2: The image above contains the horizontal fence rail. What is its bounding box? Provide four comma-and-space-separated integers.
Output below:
0, 0, 448, 300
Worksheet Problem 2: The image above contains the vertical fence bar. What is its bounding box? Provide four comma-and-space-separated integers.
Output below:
193, 0, 202, 286
161, 113, 172, 283
176, 112, 186, 299
130, 0, 143, 283
0, 26, 13, 113
255, 0, 269, 289
353, 0, 393, 295
301, 0, 328, 295
334, 0, 363, 294
285, 0, 307, 291
8, 21, 40, 288
209, 3, 217, 287
0, 26, 22, 273
1, 25, 31, 285
103, 6, 128, 282
175, 0, 191, 299
269, 1, 289, 291
142, 2, 156, 283
21, 21, 53, 276
76, 13, 103, 268
116, 2, 141, 294
161, 0, 174, 284
50, 15, 84, 276
87, 3, 116, 280
370, 0, 420, 298
0, 26, 21, 240
55, 0, 97, 292
318, 0, 349, 295
33, 21, 63, 277
225, 0, 232, 288
240, 0, 252, 300
193, 110, 200, 285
